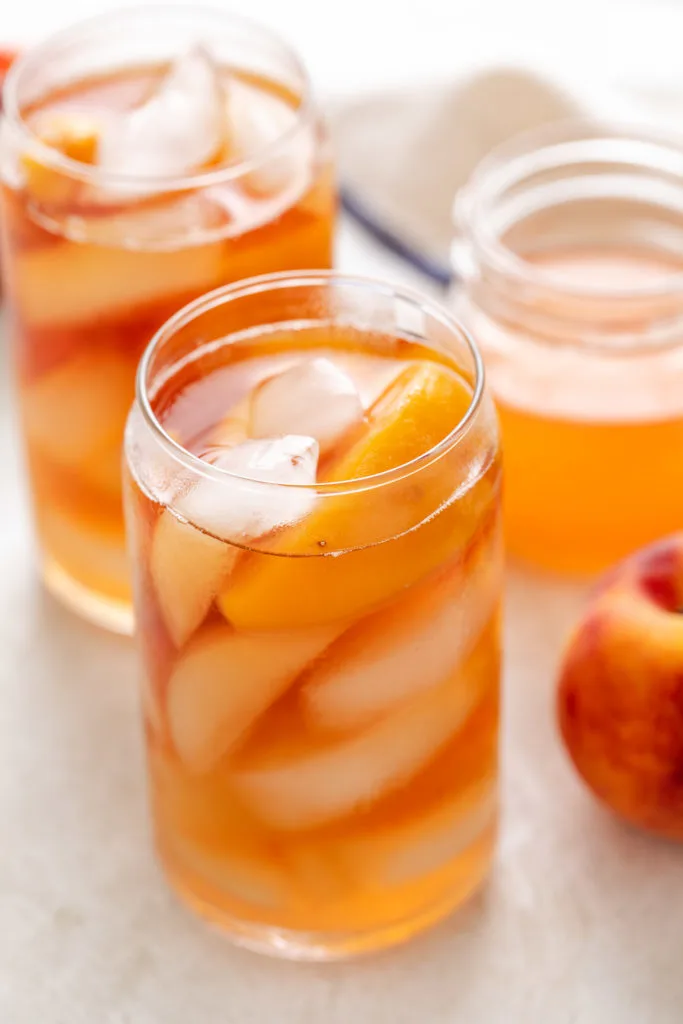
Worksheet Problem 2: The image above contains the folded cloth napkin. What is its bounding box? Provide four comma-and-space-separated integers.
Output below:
332, 66, 661, 286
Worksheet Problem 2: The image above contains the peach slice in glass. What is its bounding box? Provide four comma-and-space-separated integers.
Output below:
150, 511, 238, 648
15, 236, 224, 329
151, 435, 317, 648
39, 508, 129, 598
23, 349, 136, 468
232, 656, 484, 831
301, 526, 502, 731
339, 780, 497, 888
21, 110, 100, 205
166, 622, 340, 773
218, 362, 488, 630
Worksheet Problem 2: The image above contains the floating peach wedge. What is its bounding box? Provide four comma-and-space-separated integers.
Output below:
340, 780, 497, 888
21, 110, 100, 206
249, 357, 363, 456
558, 535, 683, 840
233, 659, 483, 831
23, 350, 135, 469
219, 362, 475, 630
150, 511, 238, 648
167, 623, 339, 773
301, 528, 502, 730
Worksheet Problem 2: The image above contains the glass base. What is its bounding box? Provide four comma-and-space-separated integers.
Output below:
159, 839, 493, 961
43, 556, 134, 636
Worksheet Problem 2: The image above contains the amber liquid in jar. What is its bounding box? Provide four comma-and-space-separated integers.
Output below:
455, 124, 683, 574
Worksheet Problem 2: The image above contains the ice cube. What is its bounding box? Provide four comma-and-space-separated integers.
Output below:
249, 358, 363, 457
177, 435, 319, 543
167, 622, 339, 772
233, 668, 483, 831
302, 532, 502, 731
98, 46, 226, 181
227, 78, 312, 197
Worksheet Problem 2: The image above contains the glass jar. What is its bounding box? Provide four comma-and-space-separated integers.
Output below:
124, 270, 502, 959
453, 121, 683, 574
0, 7, 334, 633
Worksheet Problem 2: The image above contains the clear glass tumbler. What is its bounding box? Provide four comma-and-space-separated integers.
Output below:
124, 270, 503, 960
0, 7, 334, 632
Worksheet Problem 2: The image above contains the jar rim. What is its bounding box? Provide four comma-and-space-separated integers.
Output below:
455, 117, 683, 302
134, 270, 487, 495
2, 4, 316, 193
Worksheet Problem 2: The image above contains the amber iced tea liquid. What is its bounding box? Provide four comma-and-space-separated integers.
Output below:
124, 274, 503, 959
455, 124, 683, 574
0, 9, 334, 631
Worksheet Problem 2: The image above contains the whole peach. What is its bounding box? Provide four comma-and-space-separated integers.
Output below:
558, 535, 683, 840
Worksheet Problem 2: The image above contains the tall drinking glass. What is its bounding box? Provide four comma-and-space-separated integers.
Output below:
124, 270, 503, 959
0, 8, 334, 632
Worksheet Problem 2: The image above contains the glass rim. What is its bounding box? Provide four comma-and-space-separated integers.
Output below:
2, 3, 316, 192
135, 270, 487, 495
455, 116, 683, 301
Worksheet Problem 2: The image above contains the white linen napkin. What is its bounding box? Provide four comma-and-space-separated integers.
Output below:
332, 66, 671, 285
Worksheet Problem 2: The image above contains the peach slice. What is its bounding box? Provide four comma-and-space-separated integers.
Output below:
23, 349, 135, 469
249, 357, 363, 456
39, 508, 129, 599
167, 833, 291, 912
21, 110, 100, 205
339, 780, 497, 888
232, 657, 484, 831
301, 527, 502, 731
150, 511, 238, 648
167, 622, 340, 773
218, 362, 484, 630
15, 236, 224, 329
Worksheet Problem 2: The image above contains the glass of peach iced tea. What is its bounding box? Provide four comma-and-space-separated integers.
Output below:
123, 271, 503, 960
0, 8, 334, 633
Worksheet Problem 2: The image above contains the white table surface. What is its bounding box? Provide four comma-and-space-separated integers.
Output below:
3, 2, 683, 1021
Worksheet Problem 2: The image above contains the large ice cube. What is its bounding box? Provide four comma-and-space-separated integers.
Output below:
249, 358, 363, 458
98, 46, 227, 180
227, 78, 312, 197
233, 667, 483, 830
177, 435, 319, 543
302, 533, 502, 731
167, 622, 339, 772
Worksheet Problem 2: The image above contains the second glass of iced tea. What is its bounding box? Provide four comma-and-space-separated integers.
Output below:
0, 7, 334, 632
124, 271, 503, 959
